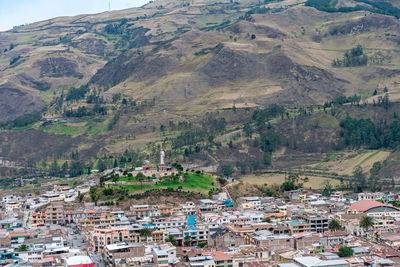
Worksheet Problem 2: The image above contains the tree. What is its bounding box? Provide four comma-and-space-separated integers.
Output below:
96, 159, 106, 172
236, 161, 248, 174
69, 161, 85, 177
184, 235, 192, 246
281, 181, 296, 191
90, 186, 96, 194
370, 161, 383, 176
102, 188, 113, 196
49, 160, 60, 176
111, 175, 119, 184
172, 162, 184, 172
78, 192, 84, 202
359, 216, 374, 232
16, 244, 28, 252
263, 152, 272, 166
197, 241, 207, 248
136, 172, 146, 179
136, 172, 146, 191
243, 123, 253, 137
338, 246, 353, 257
140, 228, 153, 242
322, 180, 333, 197
353, 166, 366, 192
218, 165, 234, 177
166, 234, 177, 246
262, 218, 271, 223
328, 219, 341, 232
90, 193, 98, 204
160, 124, 166, 132
61, 161, 69, 174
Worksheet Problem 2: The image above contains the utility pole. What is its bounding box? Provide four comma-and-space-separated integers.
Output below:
108, 0, 111, 11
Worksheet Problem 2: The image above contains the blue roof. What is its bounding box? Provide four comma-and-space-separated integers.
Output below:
187, 216, 195, 226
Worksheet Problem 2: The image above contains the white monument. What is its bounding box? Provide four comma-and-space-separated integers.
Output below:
160, 150, 165, 165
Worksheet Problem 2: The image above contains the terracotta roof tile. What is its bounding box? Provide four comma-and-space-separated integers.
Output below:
348, 200, 392, 212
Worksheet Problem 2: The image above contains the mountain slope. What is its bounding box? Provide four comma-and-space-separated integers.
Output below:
0, 0, 400, 177
0, 0, 399, 117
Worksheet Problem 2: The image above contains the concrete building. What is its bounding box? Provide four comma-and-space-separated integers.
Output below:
45, 204, 65, 225
103, 243, 145, 266
297, 214, 329, 233
153, 247, 169, 267
288, 220, 311, 234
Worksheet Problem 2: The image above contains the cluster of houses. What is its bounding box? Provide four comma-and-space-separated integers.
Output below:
2, 174, 400, 266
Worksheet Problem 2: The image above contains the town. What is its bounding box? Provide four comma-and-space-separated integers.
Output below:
0, 152, 400, 267
2, 0, 400, 266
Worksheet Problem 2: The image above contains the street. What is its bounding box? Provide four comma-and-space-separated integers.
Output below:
65, 224, 90, 252
65, 224, 104, 267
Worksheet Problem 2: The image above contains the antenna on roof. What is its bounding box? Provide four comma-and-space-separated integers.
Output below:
108, 0, 111, 11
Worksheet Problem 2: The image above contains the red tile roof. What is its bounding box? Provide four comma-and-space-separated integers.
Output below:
348, 200, 389, 212
322, 231, 349, 237
385, 236, 400, 241
42, 257, 54, 263
203, 251, 232, 261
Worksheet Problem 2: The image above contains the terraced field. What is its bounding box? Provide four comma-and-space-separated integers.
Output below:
241, 173, 341, 189
311, 150, 391, 175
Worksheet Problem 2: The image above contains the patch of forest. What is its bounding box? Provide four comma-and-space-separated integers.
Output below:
305, 0, 400, 18
332, 45, 368, 67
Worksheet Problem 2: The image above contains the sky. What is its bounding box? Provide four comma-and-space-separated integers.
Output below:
0, 0, 149, 31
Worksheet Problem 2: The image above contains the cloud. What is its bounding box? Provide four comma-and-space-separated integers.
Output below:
0, 0, 149, 31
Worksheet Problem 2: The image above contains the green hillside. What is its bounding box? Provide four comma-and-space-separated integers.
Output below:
0, 0, 400, 188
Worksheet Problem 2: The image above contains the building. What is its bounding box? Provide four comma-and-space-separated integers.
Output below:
158, 243, 177, 265
297, 214, 329, 233
64, 255, 94, 267
41, 193, 64, 203
288, 220, 311, 234
208, 228, 246, 250
28, 212, 46, 227
358, 192, 386, 201
294, 256, 349, 267
153, 248, 169, 267
189, 256, 215, 267
78, 211, 116, 229
88, 228, 131, 252
293, 232, 321, 251
205, 251, 232, 267
247, 230, 294, 250
320, 231, 349, 249
347, 200, 400, 217
45, 204, 65, 225
0, 218, 21, 230
103, 243, 145, 266
180, 202, 196, 215
0, 231, 10, 247
130, 205, 158, 218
